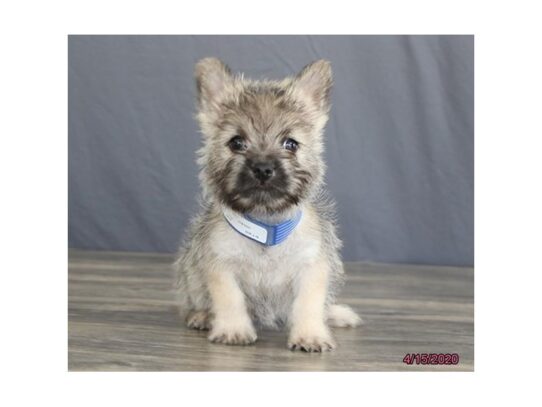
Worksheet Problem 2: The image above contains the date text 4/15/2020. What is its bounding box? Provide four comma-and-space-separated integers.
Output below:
403, 353, 460, 365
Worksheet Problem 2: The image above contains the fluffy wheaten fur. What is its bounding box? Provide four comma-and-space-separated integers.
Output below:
175, 58, 361, 352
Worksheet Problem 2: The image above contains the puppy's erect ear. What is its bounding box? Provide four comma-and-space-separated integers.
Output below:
195, 57, 233, 112
291, 60, 333, 112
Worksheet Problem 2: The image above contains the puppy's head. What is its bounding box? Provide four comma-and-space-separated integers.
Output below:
194, 58, 332, 214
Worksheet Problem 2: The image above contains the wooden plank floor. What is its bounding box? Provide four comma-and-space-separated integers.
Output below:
68, 249, 474, 371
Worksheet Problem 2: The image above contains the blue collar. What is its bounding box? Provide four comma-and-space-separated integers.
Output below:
223, 208, 302, 246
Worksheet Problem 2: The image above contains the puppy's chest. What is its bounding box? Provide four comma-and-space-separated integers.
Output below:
210, 218, 321, 276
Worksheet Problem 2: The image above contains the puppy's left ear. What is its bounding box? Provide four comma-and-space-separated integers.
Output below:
195, 57, 234, 113
291, 60, 333, 112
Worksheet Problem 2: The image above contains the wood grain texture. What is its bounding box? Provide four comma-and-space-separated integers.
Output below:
68, 249, 474, 371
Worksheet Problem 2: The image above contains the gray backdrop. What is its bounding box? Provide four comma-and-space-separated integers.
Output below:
68, 35, 473, 266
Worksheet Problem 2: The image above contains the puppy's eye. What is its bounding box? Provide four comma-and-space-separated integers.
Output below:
283, 138, 299, 152
228, 135, 247, 152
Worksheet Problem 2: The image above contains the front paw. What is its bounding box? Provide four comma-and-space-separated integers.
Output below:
288, 326, 336, 352
208, 319, 257, 345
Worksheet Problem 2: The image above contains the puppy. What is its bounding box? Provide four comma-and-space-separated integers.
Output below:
175, 58, 361, 352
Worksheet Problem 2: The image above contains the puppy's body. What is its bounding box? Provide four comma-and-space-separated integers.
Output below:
175, 58, 360, 351
177, 191, 342, 328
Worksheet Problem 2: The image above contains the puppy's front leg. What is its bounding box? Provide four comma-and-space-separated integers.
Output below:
207, 265, 257, 345
288, 259, 335, 352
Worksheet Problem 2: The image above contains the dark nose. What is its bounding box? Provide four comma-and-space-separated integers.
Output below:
251, 161, 275, 182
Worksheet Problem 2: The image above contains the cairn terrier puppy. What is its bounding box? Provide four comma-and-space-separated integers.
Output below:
175, 58, 361, 352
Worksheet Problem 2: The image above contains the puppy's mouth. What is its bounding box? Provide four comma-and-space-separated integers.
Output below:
219, 163, 305, 213
222, 180, 301, 214
238, 184, 286, 197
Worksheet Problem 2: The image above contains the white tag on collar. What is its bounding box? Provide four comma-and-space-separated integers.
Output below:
223, 208, 268, 244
